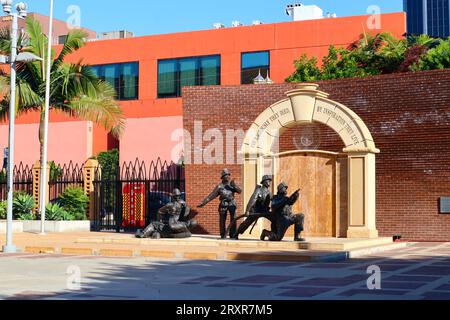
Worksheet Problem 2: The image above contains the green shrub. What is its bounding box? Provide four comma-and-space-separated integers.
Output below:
0, 200, 6, 220
58, 186, 89, 220
13, 192, 35, 220
45, 203, 73, 221
49, 161, 63, 181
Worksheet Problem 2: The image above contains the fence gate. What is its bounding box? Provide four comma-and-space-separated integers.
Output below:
92, 159, 185, 232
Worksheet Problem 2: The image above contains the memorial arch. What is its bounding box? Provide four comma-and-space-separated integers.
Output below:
240, 84, 380, 239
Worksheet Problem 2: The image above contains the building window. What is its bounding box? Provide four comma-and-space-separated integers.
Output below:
241, 51, 270, 84
58, 35, 68, 44
157, 55, 221, 98
90, 62, 139, 100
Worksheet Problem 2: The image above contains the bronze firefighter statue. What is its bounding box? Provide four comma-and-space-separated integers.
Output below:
136, 188, 198, 239
260, 182, 305, 242
231, 175, 273, 240
197, 169, 242, 239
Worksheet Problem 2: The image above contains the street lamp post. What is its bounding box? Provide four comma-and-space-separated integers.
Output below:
1, 1, 40, 253
39, 0, 54, 235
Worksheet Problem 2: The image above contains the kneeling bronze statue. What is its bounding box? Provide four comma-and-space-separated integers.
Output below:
260, 182, 305, 242
136, 188, 198, 239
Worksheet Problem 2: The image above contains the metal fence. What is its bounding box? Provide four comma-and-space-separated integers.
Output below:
92, 159, 185, 232
0, 163, 33, 201
48, 162, 84, 203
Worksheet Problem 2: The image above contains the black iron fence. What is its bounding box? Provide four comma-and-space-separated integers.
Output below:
0, 163, 33, 201
92, 159, 185, 232
48, 162, 85, 203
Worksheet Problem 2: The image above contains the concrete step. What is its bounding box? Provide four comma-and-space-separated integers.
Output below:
75, 235, 394, 251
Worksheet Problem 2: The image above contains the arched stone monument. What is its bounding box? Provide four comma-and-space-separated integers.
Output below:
240, 84, 380, 239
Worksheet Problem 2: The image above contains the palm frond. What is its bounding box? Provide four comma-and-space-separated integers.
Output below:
52, 28, 88, 71
0, 27, 11, 54
68, 80, 125, 138
25, 17, 46, 59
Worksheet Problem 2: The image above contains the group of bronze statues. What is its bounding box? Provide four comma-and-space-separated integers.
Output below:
136, 169, 305, 242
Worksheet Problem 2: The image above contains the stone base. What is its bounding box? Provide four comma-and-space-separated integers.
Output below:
22, 221, 90, 233
0, 220, 24, 233
347, 227, 379, 239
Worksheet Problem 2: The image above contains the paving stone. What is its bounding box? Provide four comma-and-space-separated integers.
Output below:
405, 266, 450, 276
338, 288, 408, 297
434, 283, 450, 291
293, 277, 364, 287
377, 281, 426, 290
384, 275, 441, 282
353, 264, 410, 272
301, 263, 350, 269
190, 276, 228, 282
206, 283, 266, 288
253, 262, 300, 268
231, 275, 297, 284
276, 287, 334, 297
422, 291, 450, 300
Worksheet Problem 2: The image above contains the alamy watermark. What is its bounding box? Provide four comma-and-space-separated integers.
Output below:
66, 265, 82, 291
367, 5, 382, 30
366, 265, 382, 290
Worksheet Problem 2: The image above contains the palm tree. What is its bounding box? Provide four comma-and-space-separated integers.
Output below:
0, 17, 125, 167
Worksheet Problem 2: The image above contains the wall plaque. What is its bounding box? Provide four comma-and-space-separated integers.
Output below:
440, 197, 450, 214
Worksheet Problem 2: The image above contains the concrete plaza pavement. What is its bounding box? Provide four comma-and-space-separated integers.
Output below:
0, 242, 449, 300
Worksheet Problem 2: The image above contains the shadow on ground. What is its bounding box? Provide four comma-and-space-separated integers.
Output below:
2, 242, 449, 300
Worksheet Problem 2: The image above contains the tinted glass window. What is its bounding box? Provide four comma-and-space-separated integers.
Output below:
158, 60, 178, 98
241, 51, 270, 84
157, 55, 221, 98
90, 62, 139, 100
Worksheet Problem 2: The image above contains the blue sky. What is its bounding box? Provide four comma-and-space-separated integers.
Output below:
28, 0, 404, 36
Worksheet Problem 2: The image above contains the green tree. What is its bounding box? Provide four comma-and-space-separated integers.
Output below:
285, 54, 321, 82
413, 37, 450, 70
285, 32, 450, 82
0, 18, 125, 170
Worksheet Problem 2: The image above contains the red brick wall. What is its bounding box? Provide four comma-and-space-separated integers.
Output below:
183, 69, 450, 241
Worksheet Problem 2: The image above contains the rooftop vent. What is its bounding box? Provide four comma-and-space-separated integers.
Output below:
326, 12, 337, 18
231, 20, 243, 27
286, 3, 324, 21
213, 23, 225, 29
99, 30, 134, 40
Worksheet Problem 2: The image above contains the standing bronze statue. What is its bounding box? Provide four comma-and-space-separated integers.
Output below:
231, 175, 273, 240
197, 169, 242, 239
136, 188, 198, 239
260, 182, 305, 242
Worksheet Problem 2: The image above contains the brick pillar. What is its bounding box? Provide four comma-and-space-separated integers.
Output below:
32, 161, 50, 213
83, 159, 100, 221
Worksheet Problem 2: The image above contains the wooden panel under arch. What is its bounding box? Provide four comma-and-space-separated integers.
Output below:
276, 152, 340, 237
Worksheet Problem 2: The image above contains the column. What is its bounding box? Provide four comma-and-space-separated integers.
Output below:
346, 152, 378, 239
83, 159, 100, 221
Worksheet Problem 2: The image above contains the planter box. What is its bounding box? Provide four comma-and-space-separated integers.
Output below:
0, 220, 24, 233
22, 220, 90, 233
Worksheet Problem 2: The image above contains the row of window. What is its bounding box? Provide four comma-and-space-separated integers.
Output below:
89, 51, 270, 100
